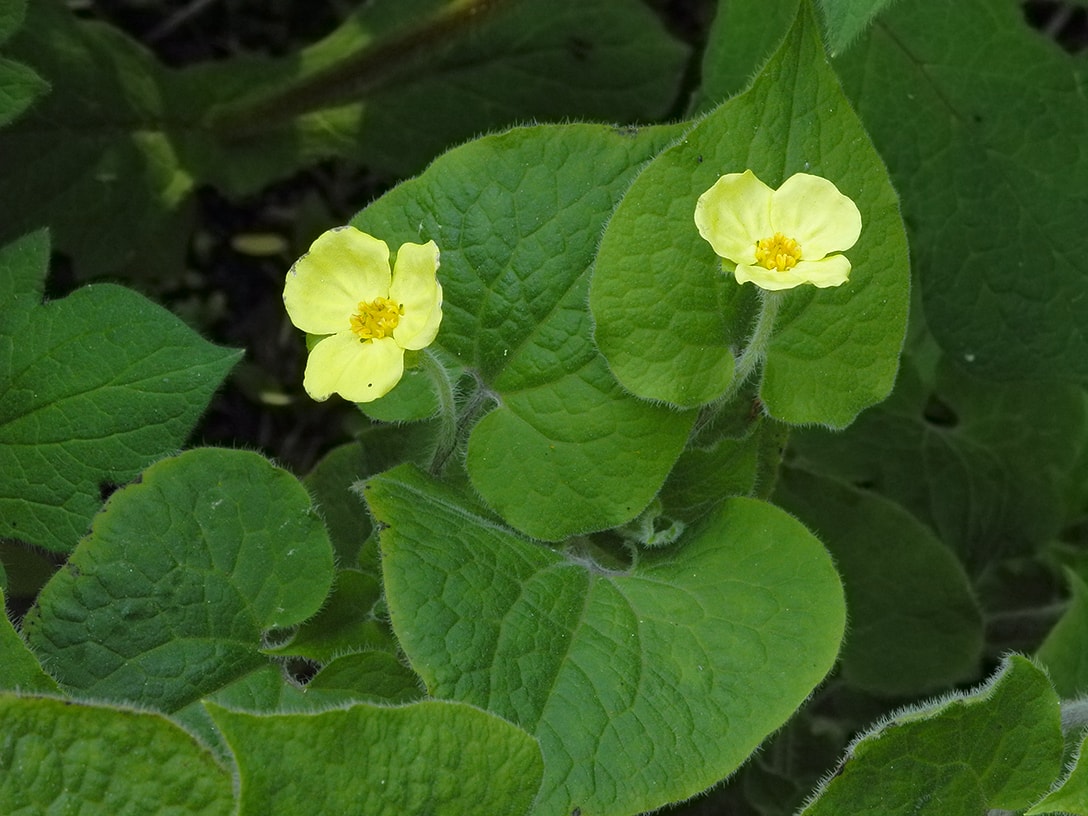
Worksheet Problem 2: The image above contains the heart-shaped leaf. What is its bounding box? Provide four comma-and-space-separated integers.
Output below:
590, 0, 909, 426
0, 694, 234, 815
366, 464, 845, 816
0, 231, 240, 552
208, 699, 543, 816
355, 123, 694, 539
800, 656, 1063, 815
22, 448, 335, 712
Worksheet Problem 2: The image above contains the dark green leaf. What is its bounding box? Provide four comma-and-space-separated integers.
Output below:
0, 236, 240, 552
367, 464, 845, 816
22, 449, 335, 712
208, 699, 543, 816
0, 694, 234, 815
800, 656, 1063, 815
775, 468, 983, 695
356, 123, 694, 539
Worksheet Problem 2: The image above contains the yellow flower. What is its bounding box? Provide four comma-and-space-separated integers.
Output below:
694, 170, 862, 291
284, 226, 442, 403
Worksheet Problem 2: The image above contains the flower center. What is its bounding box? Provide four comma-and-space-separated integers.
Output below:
350, 297, 402, 341
754, 232, 802, 272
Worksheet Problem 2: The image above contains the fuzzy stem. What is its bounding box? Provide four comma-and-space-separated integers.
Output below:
209, 0, 510, 139
420, 349, 458, 475
720, 289, 784, 405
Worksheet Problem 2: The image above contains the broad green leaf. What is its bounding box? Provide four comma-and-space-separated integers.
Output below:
800, 656, 1063, 815
207, 699, 543, 816
694, 0, 797, 109
265, 569, 395, 662
0, 587, 59, 694
307, 652, 424, 705
657, 405, 771, 522
1037, 570, 1088, 698
21, 449, 335, 712
0, 227, 44, 330
1, 0, 685, 276
0, 0, 25, 44
0, 694, 234, 816
194, 0, 687, 184
591, 0, 909, 426
0, 1, 193, 274
835, 0, 1088, 382
1027, 730, 1088, 815
0, 235, 240, 552
304, 441, 372, 567
775, 468, 983, 695
791, 354, 1088, 560
358, 365, 440, 423
367, 465, 845, 816
0, 56, 47, 127
818, 0, 897, 55
356, 123, 694, 539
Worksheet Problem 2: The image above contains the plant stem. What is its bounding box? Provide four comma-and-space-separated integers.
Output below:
720, 289, 784, 405
421, 349, 458, 475
210, 0, 511, 139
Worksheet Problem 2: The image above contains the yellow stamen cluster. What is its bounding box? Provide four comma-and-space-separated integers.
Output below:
754, 232, 802, 272
350, 297, 402, 341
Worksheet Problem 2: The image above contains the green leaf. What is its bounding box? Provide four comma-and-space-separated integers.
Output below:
0, 587, 59, 694
1037, 570, 1088, 698
356, 123, 694, 540
0, 0, 25, 44
196, 0, 688, 183
835, 0, 1088, 382
695, 0, 797, 110
0, 55, 48, 128
1027, 730, 1088, 815
207, 699, 543, 816
0, 1, 193, 274
590, 0, 909, 426
818, 0, 898, 55
791, 354, 1088, 560
307, 652, 424, 705
800, 656, 1064, 815
0, 694, 234, 816
303, 441, 373, 567
265, 569, 395, 662
775, 468, 983, 696
0, 236, 240, 552
1, 0, 685, 275
366, 465, 845, 816
21, 448, 335, 712
0, 227, 45, 329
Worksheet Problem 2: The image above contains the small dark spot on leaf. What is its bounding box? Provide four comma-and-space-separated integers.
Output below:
572, 809, 582, 816
98, 481, 121, 502
922, 394, 958, 428
696, 154, 703, 163
566, 36, 592, 61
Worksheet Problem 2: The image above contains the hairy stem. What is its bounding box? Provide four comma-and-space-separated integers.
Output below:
421, 349, 458, 475
210, 0, 511, 139
723, 289, 784, 404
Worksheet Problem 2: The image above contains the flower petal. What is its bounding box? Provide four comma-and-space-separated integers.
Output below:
769, 174, 862, 261
734, 254, 851, 291
303, 333, 405, 403
694, 170, 773, 265
284, 227, 392, 336
793, 255, 852, 288
390, 240, 443, 350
